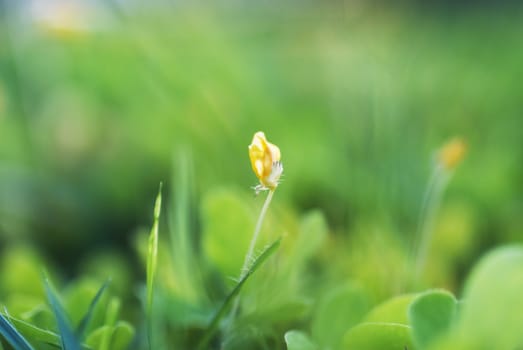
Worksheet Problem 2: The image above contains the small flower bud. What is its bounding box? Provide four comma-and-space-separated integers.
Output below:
439, 137, 467, 170
248, 131, 283, 191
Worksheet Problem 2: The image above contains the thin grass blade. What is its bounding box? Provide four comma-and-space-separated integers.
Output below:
196, 238, 282, 350
44, 277, 82, 350
0, 313, 35, 350
76, 279, 111, 339
146, 183, 162, 349
147, 183, 162, 315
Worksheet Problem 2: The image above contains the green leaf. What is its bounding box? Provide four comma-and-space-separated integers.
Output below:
294, 211, 327, 262
85, 326, 110, 348
343, 322, 415, 350
43, 277, 82, 350
85, 321, 134, 350
241, 299, 310, 326
196, 238, 282, 350
311, 283, 369, 349
110, 321, 134, 350
364, 294, 418, 325
408, 289, 456, 349
76, 280, 110, 339
0, 313, 35, 350
164, 295, 213, 327
284, 330, 317, 350
450, 245, 523, 349
202, 189, 255, 278
98, 298, 121, 350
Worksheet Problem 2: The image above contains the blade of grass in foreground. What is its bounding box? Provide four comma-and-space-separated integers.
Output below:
44, 276, 82, 350
76, 279, 111, 339
0, 313, 35, 350
2, 315, 61, 347
146, 183, 162, 349
196, 238, 282, 350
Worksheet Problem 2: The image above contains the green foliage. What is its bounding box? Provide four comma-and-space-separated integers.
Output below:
0, 8, 522, 349
286, 211, 327, 275
202, 189, 255, 278
197, 238, 282, 350
364, 294, 418, 325
432, 245, 523, 349
85, 322, 134, 350
343, 322, 414, 350
43, 277, 82, 350
0, 274, 132, 350
0, 314, 35, 350
76, 280, 110, 339
336, 293, 417, 350
4, 316, 61, 348
408, 290, 456, 349
311, 283, 369, 349
284, 330, 317, 350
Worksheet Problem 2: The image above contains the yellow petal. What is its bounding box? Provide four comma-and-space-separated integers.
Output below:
248, 131, 282, 188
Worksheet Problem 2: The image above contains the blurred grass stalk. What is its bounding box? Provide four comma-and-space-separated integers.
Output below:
146, 183, 162, 349
169, 150, 202, 302
411, 138, 466, 288
412, 164, 450, 286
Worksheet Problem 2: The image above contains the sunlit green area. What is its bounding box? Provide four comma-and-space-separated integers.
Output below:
0, 2, 522, 349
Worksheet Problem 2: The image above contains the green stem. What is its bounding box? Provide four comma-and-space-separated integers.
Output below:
228, 189, 275, 327
241, 189, 275, 279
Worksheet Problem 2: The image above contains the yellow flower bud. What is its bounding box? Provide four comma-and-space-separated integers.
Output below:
439, 137, 467, 170
249, 131, 283, 191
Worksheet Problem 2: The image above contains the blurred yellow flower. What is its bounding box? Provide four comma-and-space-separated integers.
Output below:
249, 131, 283, 192
439, 137, 467, 170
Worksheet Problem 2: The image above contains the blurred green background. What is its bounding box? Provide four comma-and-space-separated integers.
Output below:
0, 0, 522, 313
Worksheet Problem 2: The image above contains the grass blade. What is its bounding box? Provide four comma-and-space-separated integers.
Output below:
196, 238, 282, 350
76, 279, 111, 339
146, 183, 162, 348
0, 313, 35, 350
44, 277, 82, 350
2, 314, 61, 347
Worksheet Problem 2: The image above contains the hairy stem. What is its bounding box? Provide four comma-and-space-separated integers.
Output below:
228, 189, 275, 328
241, 189, 275, 278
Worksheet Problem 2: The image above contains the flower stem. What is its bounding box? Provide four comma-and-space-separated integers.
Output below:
409, 164, 450, 289
241, 189, 275, 279
228, 189, 275, 326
